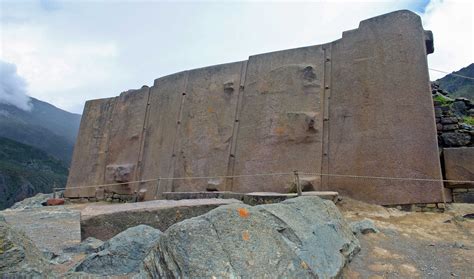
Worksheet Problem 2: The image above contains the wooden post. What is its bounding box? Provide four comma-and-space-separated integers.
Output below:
294, 170, 302, 196
154, 177, 161, 200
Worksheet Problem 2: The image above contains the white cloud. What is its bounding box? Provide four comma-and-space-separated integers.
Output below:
0, 22, 123, 111
422, 0, 474, 79
0, 60, 32, 111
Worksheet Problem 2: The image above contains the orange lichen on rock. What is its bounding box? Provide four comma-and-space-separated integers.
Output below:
274, 126, 286, 135
242, 230, 250, 241
237, 208, 250, 218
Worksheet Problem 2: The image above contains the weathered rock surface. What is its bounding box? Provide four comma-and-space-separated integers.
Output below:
0, 216, 50, 277
350, 219, 380, 236
74, 225, 162, 276
9, 192, 53, 210
441, 132, 471, 147
63, 237, 104, 254
140, 196, 360, 278
2, 207, 81, 254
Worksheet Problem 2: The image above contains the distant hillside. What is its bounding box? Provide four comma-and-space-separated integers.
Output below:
436, 63, 474, 101
0, 137, 68, 209
0, 98, 81, 165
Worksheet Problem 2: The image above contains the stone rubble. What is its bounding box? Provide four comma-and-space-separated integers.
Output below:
350, 219, 380, 236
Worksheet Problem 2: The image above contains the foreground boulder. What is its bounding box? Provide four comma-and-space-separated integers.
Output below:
0, 215, 50, 277
74, 225, 162, 275
140, 196, 360, 278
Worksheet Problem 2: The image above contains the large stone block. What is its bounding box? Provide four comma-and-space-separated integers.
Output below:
172, 62, 244, 192
138, 72, 188, 200
104, 87, 150, 196
326, 10, 445, 204
444, 147, 474, 188
232, 52, 325, 193
80, 199, 241, 240
65, 98, 116, 198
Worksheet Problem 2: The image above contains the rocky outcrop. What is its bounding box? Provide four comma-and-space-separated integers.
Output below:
140, 196, 360, 278
2, 195, 358, 277
9, 192, 65, 210
63, 237, 103, 254
74, 225, 162, 276
0, 215, 50, 277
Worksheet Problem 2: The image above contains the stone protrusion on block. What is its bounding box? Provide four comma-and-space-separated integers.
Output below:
105, 163, 135, 183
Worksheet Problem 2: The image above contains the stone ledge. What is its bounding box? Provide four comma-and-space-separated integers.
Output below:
162, 191, 339, 205
80, 198, 242, 240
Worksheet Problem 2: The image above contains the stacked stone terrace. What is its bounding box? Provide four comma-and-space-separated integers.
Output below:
66, 10, 448, 205
430, 83, 474, 203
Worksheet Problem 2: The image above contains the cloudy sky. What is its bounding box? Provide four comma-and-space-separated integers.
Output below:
0, 0, 473, 114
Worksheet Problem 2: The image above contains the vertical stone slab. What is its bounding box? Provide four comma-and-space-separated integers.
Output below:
103, 87, 150, 194
65, 98, 116, 198
139, 72, 187, 199
444, 147, 474, 188
233, 46, 326, 193
327, 10, 446, 204
172, 62, 244, 192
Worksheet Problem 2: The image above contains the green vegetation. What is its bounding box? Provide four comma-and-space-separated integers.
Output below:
433, 94, 453, 107
462, 116, 474, 126
0, 137, 68, 209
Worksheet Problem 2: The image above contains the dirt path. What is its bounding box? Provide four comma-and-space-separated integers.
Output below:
338, 198, 474, 279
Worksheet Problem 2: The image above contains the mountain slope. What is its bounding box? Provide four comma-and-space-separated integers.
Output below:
0, 98, 81, 165
436, 63, 474, 101
0, 137, 68, 209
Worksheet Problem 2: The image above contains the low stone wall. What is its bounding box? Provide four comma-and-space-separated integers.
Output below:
388, 203, 446, 213
452, 188, 474, 203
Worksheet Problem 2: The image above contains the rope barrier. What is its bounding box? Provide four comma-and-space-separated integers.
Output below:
300, 172, 474, 184
54, 171, 474, 191
429, 68, 474, 80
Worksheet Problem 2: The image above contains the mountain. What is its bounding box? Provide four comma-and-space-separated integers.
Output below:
0, 98, 81, 165
0, 137, 69, 209
436, 63, 474, 101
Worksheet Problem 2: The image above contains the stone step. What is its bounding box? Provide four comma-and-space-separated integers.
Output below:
163, 191, 339, 204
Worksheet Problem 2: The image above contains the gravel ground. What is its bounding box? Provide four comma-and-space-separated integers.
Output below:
339, 198, 474, 279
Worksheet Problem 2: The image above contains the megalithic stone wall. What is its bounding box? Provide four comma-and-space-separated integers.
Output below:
65, 10, 449, 205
